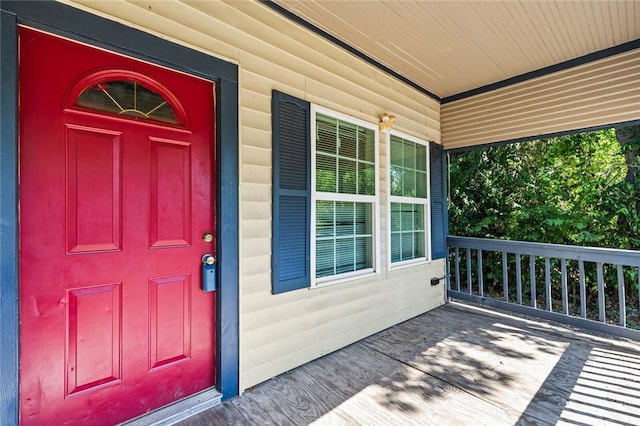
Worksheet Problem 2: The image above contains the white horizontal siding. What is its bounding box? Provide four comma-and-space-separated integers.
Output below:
241, 262, 445, 387
64, 0, 444, 392
441, 49, 640, 149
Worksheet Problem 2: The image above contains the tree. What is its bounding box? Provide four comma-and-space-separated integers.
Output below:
610, 124, 640, 249
448, 128, 639, 317
615, 124, 640, 183
448, 129, 626, 247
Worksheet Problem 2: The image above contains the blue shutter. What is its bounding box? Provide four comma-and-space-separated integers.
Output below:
272, 91, 311, 293
430, 143, 448, 259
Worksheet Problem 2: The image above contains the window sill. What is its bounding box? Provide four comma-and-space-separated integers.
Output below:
310, 269, 378, 290
388, 258, 431, 271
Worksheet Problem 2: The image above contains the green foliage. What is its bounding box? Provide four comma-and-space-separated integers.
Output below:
449, 129, 629, 247
448, 127, 640, 324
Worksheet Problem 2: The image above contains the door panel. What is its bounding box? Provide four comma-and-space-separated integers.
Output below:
66, 283, 122, 396
149, 137, 192, 247
149, 274, 192, 369
65, 125, 123, 253
19, 27, 216, 425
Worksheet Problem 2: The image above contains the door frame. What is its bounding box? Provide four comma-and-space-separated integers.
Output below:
0, 1, 240, 423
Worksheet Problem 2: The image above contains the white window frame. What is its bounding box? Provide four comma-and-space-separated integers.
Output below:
387, 130, 431, 269
310, 104, 380, 287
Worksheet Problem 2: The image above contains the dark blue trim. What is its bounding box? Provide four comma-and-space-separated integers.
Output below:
442, 39, 640, 104
260, 1, 441, 102
446, 118, 640, 154
0, 0, 240, 412
0, 10, 19, 425
216, 78, 239, 400
1, 1, 236, 83
430, 143, 448, 259
271, 91, 311, 294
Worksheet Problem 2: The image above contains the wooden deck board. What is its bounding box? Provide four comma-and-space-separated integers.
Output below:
228, 342, 518, 425
177, 303, 640, 425
179, 403, 249, 426
363, 304, 574, 413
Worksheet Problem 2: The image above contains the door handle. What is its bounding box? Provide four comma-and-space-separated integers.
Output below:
201, 254, 216, 292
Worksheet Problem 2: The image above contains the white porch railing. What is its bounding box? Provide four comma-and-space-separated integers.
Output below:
447, 236, 640, 340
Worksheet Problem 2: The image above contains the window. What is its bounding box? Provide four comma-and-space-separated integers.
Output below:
76, 80, 179, 124
271, 90, 447, 295
312, 109, 379, 283
316, 201, 372, 277
389, 133, 429, 264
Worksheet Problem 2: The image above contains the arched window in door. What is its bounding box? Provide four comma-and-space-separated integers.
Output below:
68, 70, 187, 126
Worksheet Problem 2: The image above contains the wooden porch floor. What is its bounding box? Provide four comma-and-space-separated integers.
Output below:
178, 302, 640, 425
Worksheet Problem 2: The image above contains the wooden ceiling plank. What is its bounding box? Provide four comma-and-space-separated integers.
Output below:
391, 1, 489, 93
272, 0, 640, 98
522, 2, 564, 65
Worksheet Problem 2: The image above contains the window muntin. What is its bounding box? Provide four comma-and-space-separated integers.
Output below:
316, 201, 373, 277
390, 137, 427, 198
75, 80, 180, 125
390, 203, 425, 263
312, 108, 378, 284
315, 114, 376, 195
389, 134, 429, 265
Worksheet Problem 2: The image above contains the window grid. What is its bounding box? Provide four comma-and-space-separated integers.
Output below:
389, 134, 429, 264
316, 201, 373, 278
316, 114, 375, 196
390, 203, 425, 263
313, 108, 378, 283
390, 136, 427, 199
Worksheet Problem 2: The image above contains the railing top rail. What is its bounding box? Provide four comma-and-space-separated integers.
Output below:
447, 236, 640, 266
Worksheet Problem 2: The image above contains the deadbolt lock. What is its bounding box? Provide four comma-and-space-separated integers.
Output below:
202, 232, 213, 243
201, 253, 216, 292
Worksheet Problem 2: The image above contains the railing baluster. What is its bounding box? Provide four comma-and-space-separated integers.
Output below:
466, 248, 472, 294
618, 265, 626, 328
579, 260, 586, 318
530, 255, 537, 309
446, 253, 451, 292
597, 262, 605, 322
455, 248, 460, 292
516, 254, 522, 305
502, 252, 508, 302
477, 249, 483, 297
545, 257, 552, 312
445, 236, 640, 339
561, 259, 568, 315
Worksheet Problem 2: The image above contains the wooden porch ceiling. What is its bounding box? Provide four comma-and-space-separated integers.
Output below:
180, 302, 640, 425
269, 0, 640, 101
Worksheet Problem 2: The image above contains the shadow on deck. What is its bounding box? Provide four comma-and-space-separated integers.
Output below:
178, 302, 640, 425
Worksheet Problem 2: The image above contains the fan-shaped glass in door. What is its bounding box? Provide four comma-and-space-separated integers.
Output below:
75, 80, 179, 125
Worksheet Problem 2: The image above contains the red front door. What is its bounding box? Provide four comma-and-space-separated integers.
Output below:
19, 28, 216, 425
